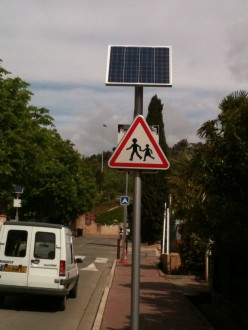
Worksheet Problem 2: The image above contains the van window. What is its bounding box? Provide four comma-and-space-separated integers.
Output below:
34, 232, 55, 259
66, 234, 74, 264
5, 230, 28, 257
66, 243, 73, 264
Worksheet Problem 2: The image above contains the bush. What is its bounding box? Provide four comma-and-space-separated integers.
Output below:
96, 206, 123, 226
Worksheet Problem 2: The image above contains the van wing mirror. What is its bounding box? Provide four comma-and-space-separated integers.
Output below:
74, 256, 83, 263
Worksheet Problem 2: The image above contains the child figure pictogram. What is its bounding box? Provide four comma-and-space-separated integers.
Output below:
126, 138, 142, 161
141, 144, 155, 161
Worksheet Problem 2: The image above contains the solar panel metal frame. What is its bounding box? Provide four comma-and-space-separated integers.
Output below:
106, 45, 172, 87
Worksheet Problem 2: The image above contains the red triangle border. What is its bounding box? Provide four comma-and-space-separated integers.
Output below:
108, 116, 170, 170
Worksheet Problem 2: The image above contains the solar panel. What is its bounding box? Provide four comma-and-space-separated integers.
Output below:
106, 46, 172, 87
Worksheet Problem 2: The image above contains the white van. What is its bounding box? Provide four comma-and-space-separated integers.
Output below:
0, 221, 82, 310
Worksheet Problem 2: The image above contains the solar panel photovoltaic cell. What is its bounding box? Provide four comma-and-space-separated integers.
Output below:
106, 46, 172, 86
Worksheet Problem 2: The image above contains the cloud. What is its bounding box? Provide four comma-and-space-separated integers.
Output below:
227, 20, 248, 82
1, 0, 248, 156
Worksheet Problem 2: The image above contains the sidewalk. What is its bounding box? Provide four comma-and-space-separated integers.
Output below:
96, 248, 215, 330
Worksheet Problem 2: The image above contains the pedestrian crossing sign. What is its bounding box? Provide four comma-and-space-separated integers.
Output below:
108, 115, 170, 170
120, 196, 130, 205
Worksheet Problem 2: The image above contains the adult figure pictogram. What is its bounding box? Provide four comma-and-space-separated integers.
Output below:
141, 144, 155, 161
126, 138, 142, 161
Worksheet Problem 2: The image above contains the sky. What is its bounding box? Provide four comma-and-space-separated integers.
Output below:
1, 0, 248, 156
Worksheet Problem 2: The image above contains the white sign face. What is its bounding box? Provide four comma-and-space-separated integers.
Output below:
109, 116, 170, 170
118, 124, 159, 143
13, 199, 22, 208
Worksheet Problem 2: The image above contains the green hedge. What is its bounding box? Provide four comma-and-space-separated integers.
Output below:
96, 206, 123, 225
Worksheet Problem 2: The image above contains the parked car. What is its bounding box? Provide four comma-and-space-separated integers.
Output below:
0, 221, 82, 310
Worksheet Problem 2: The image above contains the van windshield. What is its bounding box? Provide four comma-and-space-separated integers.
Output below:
34, 232, 56, 259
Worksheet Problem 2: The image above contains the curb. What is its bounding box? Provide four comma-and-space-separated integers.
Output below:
92, 259, 117, 330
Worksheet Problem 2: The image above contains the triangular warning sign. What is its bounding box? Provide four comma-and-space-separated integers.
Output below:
108, 115, 170, 170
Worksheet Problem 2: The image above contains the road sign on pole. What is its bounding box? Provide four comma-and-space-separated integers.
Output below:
108, 115, 170, 170
120, 196, 130, 205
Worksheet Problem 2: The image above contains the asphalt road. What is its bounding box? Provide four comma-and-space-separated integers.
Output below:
0, 235, 117, 330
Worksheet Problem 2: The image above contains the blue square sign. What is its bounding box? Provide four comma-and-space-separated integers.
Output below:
120, 196, 130, 205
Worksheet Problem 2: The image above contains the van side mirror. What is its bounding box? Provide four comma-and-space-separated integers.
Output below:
75, 257, 83, 263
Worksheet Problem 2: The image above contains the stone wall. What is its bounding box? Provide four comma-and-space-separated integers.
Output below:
160, 253, 181, 273
76, 214, 120, 237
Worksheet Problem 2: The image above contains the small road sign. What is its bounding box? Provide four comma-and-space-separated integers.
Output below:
109, 115, 170, 170
13, 199, 22, 207
120, 196, 130, 205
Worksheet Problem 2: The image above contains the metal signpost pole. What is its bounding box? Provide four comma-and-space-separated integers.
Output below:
122, 172, 129, 263
106, 45, 172, 329
122, 204, 127, 258
166, 194, 172, 255
131, 86, 143, 330
162, 203, 167, 254
101, 124, 107, 195
15, 195, 19, 221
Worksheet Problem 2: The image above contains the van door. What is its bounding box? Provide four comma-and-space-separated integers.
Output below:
28, 227, 61, 289
65, 232, 78, 289
0, 225, 32, 287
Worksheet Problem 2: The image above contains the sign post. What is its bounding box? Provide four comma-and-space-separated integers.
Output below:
107, 87, 171, 330
131, 86, 143, 330
106, 45, 172, 330
120, 175, 129, 264
13, 185, 24, 221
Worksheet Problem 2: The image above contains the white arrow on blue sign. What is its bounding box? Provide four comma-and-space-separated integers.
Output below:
120, 196, 130, 205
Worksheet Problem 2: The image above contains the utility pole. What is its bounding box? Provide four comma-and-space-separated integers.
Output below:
101, 124, 107, 195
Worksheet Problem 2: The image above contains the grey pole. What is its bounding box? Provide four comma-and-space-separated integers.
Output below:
162, 203, 167, 254
121, 172, 129, 262
101, 124, 107, 195
131, 86, 143, 330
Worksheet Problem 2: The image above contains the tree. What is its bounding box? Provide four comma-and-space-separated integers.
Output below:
22, 136, 97, 224
0, 62, 54, 213
141, 95, 170, 244
195, 91, 248, 244
0, 61, 97, 224
168, 140, 208, 274
185, 90, 248, 308
85, 151, 131, 202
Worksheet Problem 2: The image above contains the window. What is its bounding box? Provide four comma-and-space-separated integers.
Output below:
66, 235, 73, 264
34, 232, 55, 259
5, 230, 28, 257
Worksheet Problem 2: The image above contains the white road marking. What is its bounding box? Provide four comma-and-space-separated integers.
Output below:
95, 257, 108, 263
80, 263, 98, 271
78, 256, 108, 271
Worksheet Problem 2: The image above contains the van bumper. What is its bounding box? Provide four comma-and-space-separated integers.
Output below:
60, 274, 79, 287
0, 285, 68, 297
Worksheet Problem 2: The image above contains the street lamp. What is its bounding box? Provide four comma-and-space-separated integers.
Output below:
101, 124, 107, 173
101, 124, 107, 195
13, 185, 24, 221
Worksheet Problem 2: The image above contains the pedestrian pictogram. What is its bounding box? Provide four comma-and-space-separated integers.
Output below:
142, 144, 155, 161
120, 196, 130, 205
126, 138, 142, 161
108, 115, 170, 170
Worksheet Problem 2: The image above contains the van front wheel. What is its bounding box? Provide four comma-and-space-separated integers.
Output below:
57, 295, 67, 311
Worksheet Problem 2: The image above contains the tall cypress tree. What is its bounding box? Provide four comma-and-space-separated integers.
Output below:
141, 95, 170, 244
